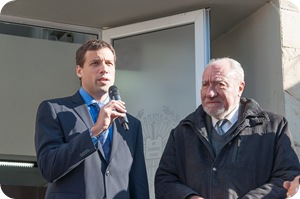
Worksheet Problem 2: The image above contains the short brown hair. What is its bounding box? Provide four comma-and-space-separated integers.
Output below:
76, 39, 116, 67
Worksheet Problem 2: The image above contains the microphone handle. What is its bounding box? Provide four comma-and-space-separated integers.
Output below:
112, 95, 129, 131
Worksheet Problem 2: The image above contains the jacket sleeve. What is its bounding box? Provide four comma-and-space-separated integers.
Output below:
129, 120, 150, 199
34, 100, 97, 182
241, 117, 300, 199
155, 129, 201, 199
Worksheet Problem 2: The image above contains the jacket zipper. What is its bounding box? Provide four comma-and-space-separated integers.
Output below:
232, 136, 241, 163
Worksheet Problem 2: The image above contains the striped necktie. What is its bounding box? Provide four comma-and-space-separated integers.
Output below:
90, 103, 112, 161
215, 119, 228, 135
90, 102, 100, 123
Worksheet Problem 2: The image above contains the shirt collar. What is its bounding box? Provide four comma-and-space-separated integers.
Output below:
212, 104, 239, 127
79, 87, 110, 107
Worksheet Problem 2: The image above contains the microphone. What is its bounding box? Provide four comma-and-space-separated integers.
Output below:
108, 85, 129, 131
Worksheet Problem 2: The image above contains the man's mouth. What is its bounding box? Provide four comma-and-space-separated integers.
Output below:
98, 77, 109, 82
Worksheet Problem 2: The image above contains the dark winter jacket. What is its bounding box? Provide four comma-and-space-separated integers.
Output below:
155, 98, 300, 199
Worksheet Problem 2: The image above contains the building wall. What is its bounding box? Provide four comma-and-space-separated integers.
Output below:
211, 0, 300, 156
280, 0, 300, 154
211, 0, 284, 116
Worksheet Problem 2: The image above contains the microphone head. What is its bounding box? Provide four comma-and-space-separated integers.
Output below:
108, 85, 129, 130
109, 85, 120, 99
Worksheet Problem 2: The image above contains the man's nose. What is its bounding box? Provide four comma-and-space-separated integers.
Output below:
100, 64, 109, 73
206, 86, 217, 98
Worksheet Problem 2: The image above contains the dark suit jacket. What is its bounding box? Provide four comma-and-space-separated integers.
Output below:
35, 91, 149, 199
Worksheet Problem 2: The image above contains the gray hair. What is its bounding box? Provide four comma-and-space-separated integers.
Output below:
207, 57, 244, 81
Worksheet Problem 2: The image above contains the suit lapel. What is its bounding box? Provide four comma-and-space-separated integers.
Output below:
71, 91, 94, 128
108, 121, 122, 162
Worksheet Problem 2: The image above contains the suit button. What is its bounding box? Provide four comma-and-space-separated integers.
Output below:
106, 170, 110, 176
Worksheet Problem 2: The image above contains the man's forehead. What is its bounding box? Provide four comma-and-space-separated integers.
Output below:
86, 49, 114, 59
202, 76, 224, 83
203, 65, 224, 77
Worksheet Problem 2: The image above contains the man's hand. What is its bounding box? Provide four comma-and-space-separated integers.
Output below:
90, 100, 126, 137
284, 175, 300, 198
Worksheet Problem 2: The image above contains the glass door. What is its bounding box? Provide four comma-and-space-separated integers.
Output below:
102, 9, 210, 198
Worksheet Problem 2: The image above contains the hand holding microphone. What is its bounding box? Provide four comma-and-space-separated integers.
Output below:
109, 85, 129, 131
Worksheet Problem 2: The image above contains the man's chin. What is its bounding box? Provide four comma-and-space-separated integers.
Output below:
203, 107, 225, 118
97, 83, 111, 91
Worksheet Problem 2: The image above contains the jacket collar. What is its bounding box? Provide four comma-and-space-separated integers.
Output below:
182, 97, 270, 133
238, 97, 269, 125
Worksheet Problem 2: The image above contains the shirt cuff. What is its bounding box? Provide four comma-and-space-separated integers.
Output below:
89, 129, 98, 148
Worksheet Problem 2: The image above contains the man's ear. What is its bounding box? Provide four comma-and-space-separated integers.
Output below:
76, 65, 83, 78
238, 81, 245, 96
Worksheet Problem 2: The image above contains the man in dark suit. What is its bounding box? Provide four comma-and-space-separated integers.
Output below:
35, 39, 149, 199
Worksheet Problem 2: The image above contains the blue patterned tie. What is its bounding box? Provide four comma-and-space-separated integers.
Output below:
90, 103, 112, 161
99, 127, 112, 161
89, 103, 99, 123
215, 119, 228, 135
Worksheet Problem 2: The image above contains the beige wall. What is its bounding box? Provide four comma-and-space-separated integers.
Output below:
211, 0, 300, 155
211, 0, 284, 115
280, 0, 300, 153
